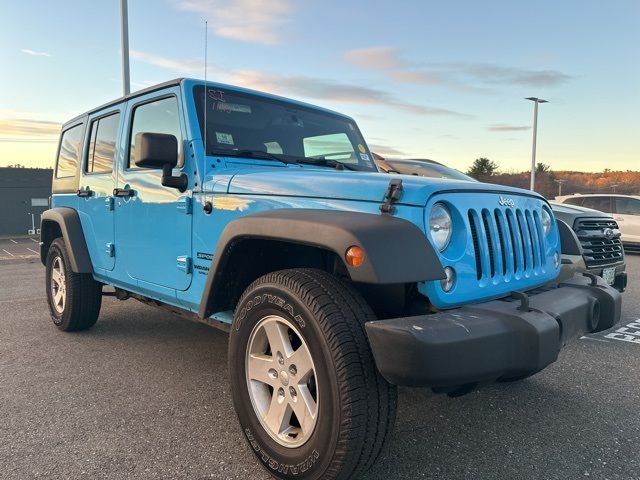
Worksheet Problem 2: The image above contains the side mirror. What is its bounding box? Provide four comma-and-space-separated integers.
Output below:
134, 132, 188, 192
134, 132, 178, 169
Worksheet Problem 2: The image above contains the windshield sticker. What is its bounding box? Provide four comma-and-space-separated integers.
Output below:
360, 153, 370, 162
358, 144, 366, 153
217, 103, 252, 114
207, 89, 226, 102
216, 132, 234, 145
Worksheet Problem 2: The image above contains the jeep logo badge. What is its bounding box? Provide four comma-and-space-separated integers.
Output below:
604, 228, 615, 240
498, 196, 515, 207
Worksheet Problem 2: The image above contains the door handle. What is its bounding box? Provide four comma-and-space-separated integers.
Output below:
77, 188, 93, 198
113, 187, 135, 198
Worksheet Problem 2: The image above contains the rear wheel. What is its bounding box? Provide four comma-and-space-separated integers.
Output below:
45, 238, 102, 331
228, 268, 396, 480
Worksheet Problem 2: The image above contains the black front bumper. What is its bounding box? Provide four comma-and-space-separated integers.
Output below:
365, 275, 621, 388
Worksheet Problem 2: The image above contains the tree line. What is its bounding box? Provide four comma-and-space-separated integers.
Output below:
466, 158, 639, 199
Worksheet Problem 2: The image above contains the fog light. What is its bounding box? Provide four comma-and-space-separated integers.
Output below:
554, 252, 560, 269
441, 267, 456, 292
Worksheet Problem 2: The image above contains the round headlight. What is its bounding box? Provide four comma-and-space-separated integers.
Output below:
429, 203, 452, 251
542, 208, 552, 235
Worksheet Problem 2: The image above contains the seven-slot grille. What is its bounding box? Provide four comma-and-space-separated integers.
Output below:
574, 219, 623, 268
469, 207, 545, 280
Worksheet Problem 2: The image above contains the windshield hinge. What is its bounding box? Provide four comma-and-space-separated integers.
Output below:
177, 197, 193, 215
380, 178, 403, 215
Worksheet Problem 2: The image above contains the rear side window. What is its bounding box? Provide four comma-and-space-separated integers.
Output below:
129, 96, 182, 167
56, 123, 84, 178
87, 112, 120, 174
615, 197, 640, 215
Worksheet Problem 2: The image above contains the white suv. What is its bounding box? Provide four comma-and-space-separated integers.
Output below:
556, 194, 640, 248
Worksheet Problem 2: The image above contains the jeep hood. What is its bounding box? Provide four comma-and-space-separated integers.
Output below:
226, 168, 542, 206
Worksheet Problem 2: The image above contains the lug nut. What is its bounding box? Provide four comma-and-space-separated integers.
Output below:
289, 365, 297, 376
277, 352, 284, 365
268, 368, 278, 379
289, 387, 297, 399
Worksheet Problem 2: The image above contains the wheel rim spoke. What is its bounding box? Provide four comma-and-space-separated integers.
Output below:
290, 385, 317, 436
50, 257, 66, 313
262, 321, 293, 358
247, 353, 277, 386
263, 389, 291, 435
288, 343, 314, 382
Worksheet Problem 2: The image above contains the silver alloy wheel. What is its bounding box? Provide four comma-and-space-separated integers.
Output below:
50, 256, 66, 314
245, 315, 319, 448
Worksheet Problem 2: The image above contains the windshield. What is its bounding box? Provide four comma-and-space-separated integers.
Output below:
193, 85, 377, 172
386, 159, 475, 181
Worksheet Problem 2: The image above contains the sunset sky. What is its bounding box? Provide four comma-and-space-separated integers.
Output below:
1, 0, 638, 172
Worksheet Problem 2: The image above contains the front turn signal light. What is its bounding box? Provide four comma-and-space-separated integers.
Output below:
345, 246, 365, 267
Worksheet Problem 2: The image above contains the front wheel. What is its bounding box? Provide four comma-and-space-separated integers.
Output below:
228, 269, 397, 480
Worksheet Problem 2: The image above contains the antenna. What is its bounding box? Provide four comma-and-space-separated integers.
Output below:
203, 20, 208, 157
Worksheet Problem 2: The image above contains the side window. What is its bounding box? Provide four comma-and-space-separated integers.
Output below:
87, 112, 120, 174
582, 196, 613, 213
563, 197, 584, 207
616, 198, 640, 216
55, 123, 84, 178
129, 96, 182, 168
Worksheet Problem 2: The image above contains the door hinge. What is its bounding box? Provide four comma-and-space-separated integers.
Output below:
177, 197, 193, 215
105, 197, 114, 211
176, 256, 192, 274
106, 243, 115, 257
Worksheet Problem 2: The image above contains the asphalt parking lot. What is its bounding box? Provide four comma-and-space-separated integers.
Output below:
0, 236, 40, 260
1, 256, 639, 480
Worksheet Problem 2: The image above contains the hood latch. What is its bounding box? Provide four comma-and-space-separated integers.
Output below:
380, 178, 403, 215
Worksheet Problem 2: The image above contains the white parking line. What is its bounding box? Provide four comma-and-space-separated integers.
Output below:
2, 249, 14, 257
9, 239, 18, 244
30, 238, 39, 243
604, 319, 640, 345
26, 248, 39, 254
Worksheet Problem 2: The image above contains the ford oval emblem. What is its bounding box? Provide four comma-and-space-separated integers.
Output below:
498, 196, 515, 207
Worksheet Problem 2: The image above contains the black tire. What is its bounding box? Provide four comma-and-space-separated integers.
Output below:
228, 268, 397, 480
45, 237, 102, 331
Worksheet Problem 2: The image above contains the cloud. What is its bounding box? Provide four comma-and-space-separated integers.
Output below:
488, 123, 532, 132
345, 47, 572, 89
130, 50, 206, 75
176, 0, 294, 45
131, 51, 472, 117
0, 119, 60, 143
21, 48, 51, 57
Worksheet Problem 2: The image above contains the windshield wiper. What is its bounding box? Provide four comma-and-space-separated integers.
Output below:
295, 157, 356, 171
207, 148, 296, 165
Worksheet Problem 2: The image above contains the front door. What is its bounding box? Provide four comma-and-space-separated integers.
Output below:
114, 90, 193, 292
78, 108, 121, 272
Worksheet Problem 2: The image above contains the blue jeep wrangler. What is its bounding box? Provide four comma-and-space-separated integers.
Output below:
41, 78, 621, 480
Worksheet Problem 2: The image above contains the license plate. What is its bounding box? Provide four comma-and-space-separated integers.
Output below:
602, 267, 616, 285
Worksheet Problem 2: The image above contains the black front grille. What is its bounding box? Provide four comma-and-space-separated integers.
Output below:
574, 219, 624, 268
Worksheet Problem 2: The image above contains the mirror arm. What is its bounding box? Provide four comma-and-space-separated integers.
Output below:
161, 163, 188, 193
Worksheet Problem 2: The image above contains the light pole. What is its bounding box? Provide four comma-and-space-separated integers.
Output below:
554, 179, 567, 197
120, 0, 130, 96
525, 97, 548, 191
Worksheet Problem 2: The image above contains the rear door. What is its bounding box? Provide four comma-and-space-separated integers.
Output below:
113, 90, 193, 291
614, 197, 640, 244
78, 108, 121, 272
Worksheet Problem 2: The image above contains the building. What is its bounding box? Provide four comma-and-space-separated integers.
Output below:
0, 168, 52, 236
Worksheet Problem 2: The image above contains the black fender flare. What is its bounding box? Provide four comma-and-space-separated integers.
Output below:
557, 219, 582, 256
198, 209, 444, 319
40, 207, 93, 273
